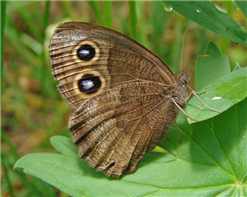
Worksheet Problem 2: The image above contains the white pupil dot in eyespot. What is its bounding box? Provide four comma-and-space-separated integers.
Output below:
82, 80, 94, 90
80, 49, 89, 56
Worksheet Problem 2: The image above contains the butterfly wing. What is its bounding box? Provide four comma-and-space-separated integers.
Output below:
49, 22, 181, 177
49, 22, 177, 109
68, 80, 179, 177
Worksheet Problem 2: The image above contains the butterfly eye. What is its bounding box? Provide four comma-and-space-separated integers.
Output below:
77, 44, 95, 61
78, 74, 101, 94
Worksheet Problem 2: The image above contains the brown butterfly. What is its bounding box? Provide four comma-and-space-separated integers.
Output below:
49, 22, 219, 178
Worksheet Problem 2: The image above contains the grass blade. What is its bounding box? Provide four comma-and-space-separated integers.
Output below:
128, 1, 137, 40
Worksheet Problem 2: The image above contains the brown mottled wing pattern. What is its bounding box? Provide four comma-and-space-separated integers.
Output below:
49, 22, 182, 177
69, 81, 179, 177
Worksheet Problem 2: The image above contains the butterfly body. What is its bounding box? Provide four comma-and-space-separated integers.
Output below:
49, 22, 188, 177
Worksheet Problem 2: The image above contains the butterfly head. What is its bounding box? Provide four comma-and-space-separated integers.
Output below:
178, 67, 191, 86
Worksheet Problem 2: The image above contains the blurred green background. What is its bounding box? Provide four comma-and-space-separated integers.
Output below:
1, 1, 246, 197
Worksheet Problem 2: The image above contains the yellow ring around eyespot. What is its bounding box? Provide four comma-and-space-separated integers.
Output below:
73, 69, 106, 99
72, 40, 100, 65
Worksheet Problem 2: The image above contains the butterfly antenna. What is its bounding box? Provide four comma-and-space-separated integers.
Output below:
180, 29, 210, 72
180, 29, 188, 72
182, 54, 210, 72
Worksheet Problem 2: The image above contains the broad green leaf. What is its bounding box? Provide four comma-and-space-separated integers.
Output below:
163, 1, 247, 47
186, 42, 247, 123
14, 98, 247, 196
187, 67, 247, 123
196, 42, 231, 91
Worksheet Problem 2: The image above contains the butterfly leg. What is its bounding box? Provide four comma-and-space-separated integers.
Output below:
171, 98, 199, 122
189, 89, 221, 114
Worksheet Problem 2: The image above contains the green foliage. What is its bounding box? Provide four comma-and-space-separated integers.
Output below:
235, 1, 247, 18
1, 1, 7, 84
164, 1, 247, 47
186, 42, 247, 123
196, 42, 231, 91
14, 95, 247, 196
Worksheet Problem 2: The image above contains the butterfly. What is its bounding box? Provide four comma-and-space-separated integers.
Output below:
49, 22, 220, 177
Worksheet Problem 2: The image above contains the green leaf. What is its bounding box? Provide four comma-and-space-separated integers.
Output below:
50, 136, 78, 157
196, 41, 231, 91
235, 1, 247, 18
14, 98, 247, 196
187, 67, 247, 123
160, 98, 247, 195
186, 41, 247, 124
163, 1, 247, 47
